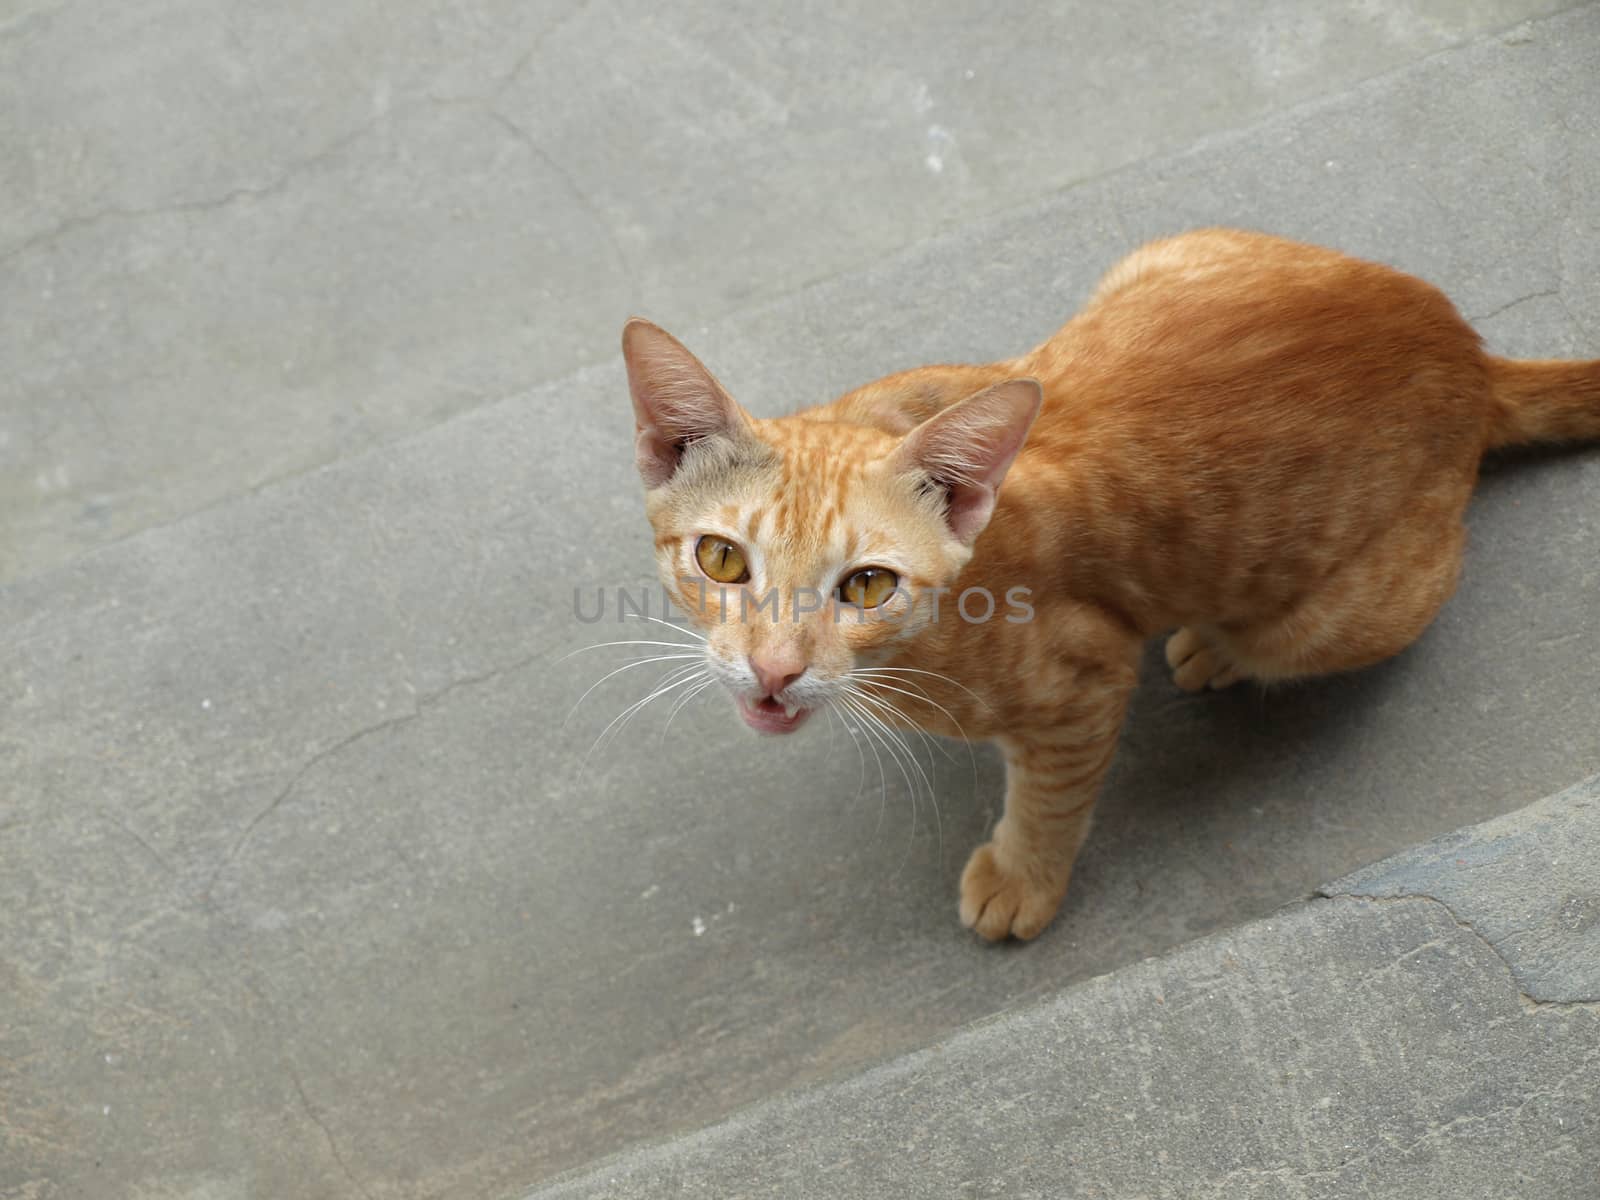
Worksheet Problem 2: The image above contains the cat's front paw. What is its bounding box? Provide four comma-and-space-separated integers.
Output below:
959, 842, 1068, 941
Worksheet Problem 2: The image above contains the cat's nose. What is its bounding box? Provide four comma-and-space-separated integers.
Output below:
749, 652, 806, 698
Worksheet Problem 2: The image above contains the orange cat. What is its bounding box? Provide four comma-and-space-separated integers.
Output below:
619, 229, 1600, 941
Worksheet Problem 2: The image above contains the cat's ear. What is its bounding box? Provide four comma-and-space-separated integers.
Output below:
621, 318, 754, 488
890, 378, 1042, 545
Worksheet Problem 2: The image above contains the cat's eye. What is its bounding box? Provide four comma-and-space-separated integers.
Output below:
695, 535, 751, 584
838, 567, 899, 608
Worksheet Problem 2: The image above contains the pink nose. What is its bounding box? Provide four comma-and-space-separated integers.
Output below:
749, 653, 806, 698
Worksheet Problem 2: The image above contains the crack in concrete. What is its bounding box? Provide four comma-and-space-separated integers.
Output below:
0, 114, 386, 266
3, 0, 599, 269
289, 1064, 376, 1200
1469, 287, 1562, 324
209, 707, 422, 890
482, 106, 638, 305
209, 646, 553, 886
98, 810, 176, 877
1316, 890, 1600, 1012
414, 647, 551, 715
485, 0, 597, 103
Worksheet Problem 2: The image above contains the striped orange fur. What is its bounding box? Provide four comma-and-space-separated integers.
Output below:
620, 229, 1600, 941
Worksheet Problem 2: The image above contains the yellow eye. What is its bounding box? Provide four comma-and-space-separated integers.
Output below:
695, 535, 750, 584
838, 567, 899, 608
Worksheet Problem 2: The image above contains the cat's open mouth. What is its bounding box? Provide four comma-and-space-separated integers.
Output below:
737, 695, 812, 735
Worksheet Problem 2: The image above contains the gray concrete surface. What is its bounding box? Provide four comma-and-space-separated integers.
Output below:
3, 3, 1599, 1199
531, 778, 1600, 1199
0, 0, 1579, 582
1327, 776, 1600, 1004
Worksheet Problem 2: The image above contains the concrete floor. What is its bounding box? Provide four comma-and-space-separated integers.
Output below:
0, 0, 1582, 583
533, 782, 1600, 1198
3, 2, 1599, 1197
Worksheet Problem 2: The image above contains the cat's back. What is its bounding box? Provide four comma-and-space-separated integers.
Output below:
1024, 229, 1481, 402
1016, 228, 1487, 463
1004, 230, 1490, 630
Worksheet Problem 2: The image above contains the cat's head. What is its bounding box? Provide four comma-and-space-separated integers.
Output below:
620, 319, 1039, 735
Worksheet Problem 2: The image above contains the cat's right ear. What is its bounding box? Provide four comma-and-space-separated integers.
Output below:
621, 318, 753, 488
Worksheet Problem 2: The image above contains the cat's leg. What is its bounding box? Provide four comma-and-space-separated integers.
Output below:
1164, 626, 1245, 692
1183, 519, 1468, 686
959, 656, 1135, 941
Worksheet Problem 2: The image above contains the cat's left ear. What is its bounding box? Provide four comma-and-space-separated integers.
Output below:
621, 318, 754, 488
890, 378, 1042, 545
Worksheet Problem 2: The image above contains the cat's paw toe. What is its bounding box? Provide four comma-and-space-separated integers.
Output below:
1165, 628, 1244, 692
959, 843, 1065, 942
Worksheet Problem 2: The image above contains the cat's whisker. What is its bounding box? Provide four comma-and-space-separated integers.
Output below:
826, 703, 870, 809
563, 652, 705, 730
591, 661, 704, 747
661, 675, 717, 738
851, 666, 995, 717
558, 638, 706, 663
845, 712, 868, 805
851, 669, 937, 706
838, 695, 905, 842
663, 673, 714, 722
583, 669, 703, 776
833, 697, 890, 844
835, 705, 882, 838
849, 686, 942, 776
851, 668, 982, 810
866, 691, 946, 851
851, 678, 962, 764
580, 664, 706, 777
840, 692, 935, 876
850, 669, 940, 711
851, 677, 978, 800
848, 683, 947, 782
623, 612, 708, 643
845, 687, 943, 868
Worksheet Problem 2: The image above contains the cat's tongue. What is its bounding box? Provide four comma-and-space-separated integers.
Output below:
738, 695, 811, 735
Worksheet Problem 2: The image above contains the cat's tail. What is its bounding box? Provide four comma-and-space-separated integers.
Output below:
1483, 355, 1600, 450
